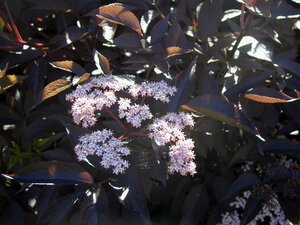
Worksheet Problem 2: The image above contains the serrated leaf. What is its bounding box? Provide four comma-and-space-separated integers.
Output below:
12, 161, 93, 184
97, 4, 143, 36
180, 94, 258, 134
41, 79, 71, 101
0, 75, 27, 93
50, 61, 86, 76
245, 87, 298, 103
223, 173, 261, 201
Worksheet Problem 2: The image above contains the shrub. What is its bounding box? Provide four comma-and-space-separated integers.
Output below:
0, 0, 300, 224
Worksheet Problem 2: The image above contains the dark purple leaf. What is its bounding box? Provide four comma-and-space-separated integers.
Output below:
179, 185, 209, 225
40, 148, 73, 161
240, 194, 264, 225
12, 161, 93, 184
168, 60, 196, 111
223, 173, 261, 201
37, 192, 81, 225
80, 186, 109, 225
150, 15, 169, 44
196, 0, 223, 39
180, 94, 258, 134
114, 32, 143, 50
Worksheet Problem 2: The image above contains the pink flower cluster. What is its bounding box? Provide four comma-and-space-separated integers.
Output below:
66, 75, 128, 128
129, 80, 177, 103
148, 112, 196, 176
67, 75, 197, 176
118, 98, 153, 128
74, 129, 130, 174
66, 76, 176, 128
218, 190, 289, 225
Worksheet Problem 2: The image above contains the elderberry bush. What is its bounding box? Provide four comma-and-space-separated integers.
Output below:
0, 0, 300, 225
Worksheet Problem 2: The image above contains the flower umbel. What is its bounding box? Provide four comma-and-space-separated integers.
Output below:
148, 112, 196, 176
129, 80, 177, 103
74, 129, 130, 174
118, 98, 153, 128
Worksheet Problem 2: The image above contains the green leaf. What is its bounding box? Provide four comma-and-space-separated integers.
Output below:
180, 94, 258, 134
12, 161, 94, 184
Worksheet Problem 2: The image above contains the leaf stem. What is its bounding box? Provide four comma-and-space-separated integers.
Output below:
103, 106, 128, 132
228, 7, 254, 59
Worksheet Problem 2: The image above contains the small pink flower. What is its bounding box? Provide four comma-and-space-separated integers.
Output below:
128, 80, 177, 103
118, 98, 153, 128
148, 112, 196, 176
75, 129, 130, 174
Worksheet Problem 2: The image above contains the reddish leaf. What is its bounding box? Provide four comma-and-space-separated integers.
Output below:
244, 87, 298, 103
96, 4, 143, 36
41, 79, 71, 101
0, 75, 27, 93
50, 60, 86, 76
165, 46, 192, 58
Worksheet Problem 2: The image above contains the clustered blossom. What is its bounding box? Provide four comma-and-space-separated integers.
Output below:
217, 190, 290, 225
148, 112, 196, 176
66, 75, 129, 128
74, 129, 130, 174
67, 75, 197, 175
118, 98, 153, 128
129, 80, 177, 103
278, 155, 299, 169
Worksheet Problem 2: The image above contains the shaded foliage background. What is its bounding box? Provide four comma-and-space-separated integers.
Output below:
0, 0, 300, 224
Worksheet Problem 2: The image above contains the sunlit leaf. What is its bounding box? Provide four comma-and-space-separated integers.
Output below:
41, 79, 71, 101
245, 87, 298, 103
50, 61, 86, 76
165, 46, 192, 58
0, 75, 27, 93
96, 4, 143, 36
